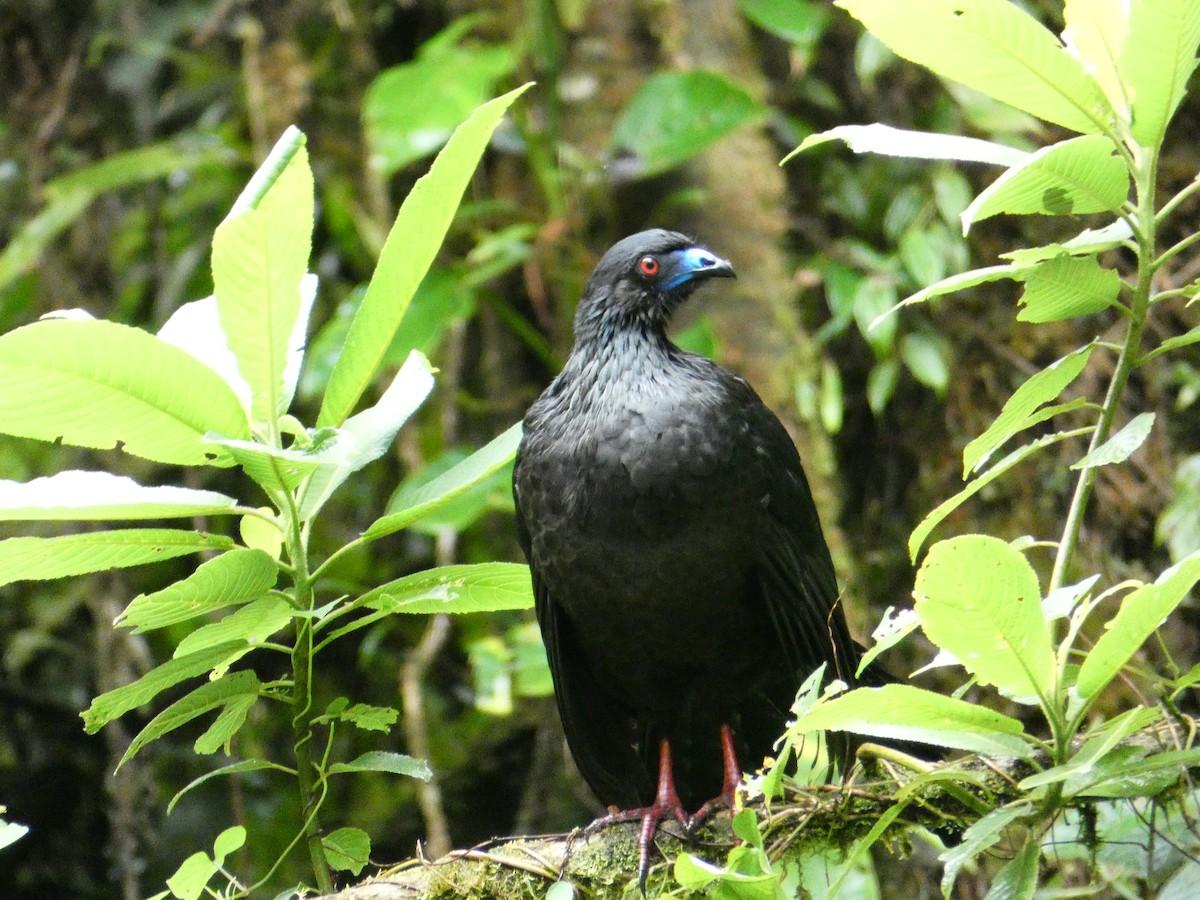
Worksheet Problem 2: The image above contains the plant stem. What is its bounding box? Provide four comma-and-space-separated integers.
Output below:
284, 496, 333, 892
1049, 146, 1159, 596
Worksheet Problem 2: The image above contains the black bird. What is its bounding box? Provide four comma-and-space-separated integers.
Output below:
513, 230, 868, 885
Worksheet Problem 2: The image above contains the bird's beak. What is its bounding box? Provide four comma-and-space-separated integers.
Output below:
661, 246, 736, 291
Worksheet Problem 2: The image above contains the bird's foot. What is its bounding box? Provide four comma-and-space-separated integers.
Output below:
686, 723, 742, 836
588, 799, 690, 894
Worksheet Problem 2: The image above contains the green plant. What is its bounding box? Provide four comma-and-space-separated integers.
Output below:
682, 0, 1200, 895
0, 86, 533, 897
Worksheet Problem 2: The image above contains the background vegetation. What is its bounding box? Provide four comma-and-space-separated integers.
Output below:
1, 0, 1199, 897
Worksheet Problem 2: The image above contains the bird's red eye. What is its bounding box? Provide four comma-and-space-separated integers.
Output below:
638, 256, 659, 276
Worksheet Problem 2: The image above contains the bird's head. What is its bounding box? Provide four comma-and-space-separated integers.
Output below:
573, 229, 735, 342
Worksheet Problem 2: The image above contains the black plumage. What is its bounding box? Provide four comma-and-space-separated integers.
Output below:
513, 230, 868, 844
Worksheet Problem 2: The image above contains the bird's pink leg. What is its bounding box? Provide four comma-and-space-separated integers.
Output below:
688, 724, 741, 831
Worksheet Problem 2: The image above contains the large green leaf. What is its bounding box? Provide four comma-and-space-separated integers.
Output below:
837, 0, 1111, 134
1063, 0, 1132, 125
118, 548, 278, 631
173, 597, 293, 658
788, 123, 1027, 166
1077, 551, 1200, 698
0, 529, 233, 589
0, 471, 236, 521
610, 71, 766, 179
81, 641, 248, 732
1120, 0, 1200, 147
962, 343, 1094, 476
962, 135, 1129, 230
365, 422, 521, 539
787, 683, 1034, 757
1016, 255, 1121, 322
0, 319, 249, 465
319, 84, 531, 427
212, 127, 314, 422
361, 562, 533, 615
117, 670, 262, 770
915, 535, 1054, 702
327, 751, 432, 780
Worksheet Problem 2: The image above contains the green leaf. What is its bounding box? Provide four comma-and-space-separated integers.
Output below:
941, 803, 1033, 896
173, 597, 293, 658
874, 265, 1021, 330
1018, 707, 1154, 792
1063, 0, 1132, 125
322, 827, 371, 875
962, 135, 1128, 231
202, 435, 323, 493
836, 0, 1111, 134
900, 331, 949, 396
0, 319, 249, 466
787, 123, 1027, 166
1120, 0, 1200, 147
360, 562, 533, 615
118, 548, 277, 632
157, 295, 250, 408
117, 670, 262, 770
611, 71, 766, 178
298, 350, 434, 520
914, 535, 1053, 701
856, 606, 920, 676
1000, 219, 1134, 265
166, 851, 216, 900
193, 693, 257, 755
82, 641, 249, 732
319, 84, 531, 428
363, 22, 515, 176
739, 0, 831, 54
212, 128, 314, 422
1071, 746, 1200, 798
982, 827, 1039, 900
788, 684, 1034, 757
1077, 551, 1200, 698
0, 471, 237, 521
327, 750, 432, 781
963, 343, 1094, 476
1016, 255, 1121, 323
365, 422, 522, 538
212, 826, 246, 864
1071, 412, 1154, 470
0, 529, 234, 590
911, 431, 1076, 558
337, 703, 400, 733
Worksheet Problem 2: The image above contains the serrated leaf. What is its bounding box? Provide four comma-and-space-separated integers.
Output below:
322, 826, 371, 875
117, 548, 277, 631
82, 641, 249, 733
1016, 255, 1121, 322
788, 684, 1034, 757
203, 435, 324, 493
298, 350, 434, 520
360, 562, 533, 615
915, 535, 1053, 701
367, 422, 521, 539
962, 135, 1128, 231
173, 597, 293, 658
786, 123, 1027, 166
213, 129, 314, 422
1001, 219, 1133, 265
1121, 0, 1200, 147
327, 750, 432, 780
193, 693, 257, 755
1072, 412, 1154, 469
158, 295, 252, 410
963, 344, 1094, 476
319, 84, 531, 428
836, 0, 1111, 134
118, 670, 262, 770
0, 529, 233, 589
338, 703, 399, 733
0, 471, 237, 521
611, 71, 766, 178
0, 319, 249, 465
1077, 551, 1200, 698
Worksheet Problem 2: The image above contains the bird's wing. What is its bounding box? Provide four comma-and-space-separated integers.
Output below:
513, 454, 650, 808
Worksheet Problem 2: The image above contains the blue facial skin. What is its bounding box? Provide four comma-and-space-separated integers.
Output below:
661, 246, 734, 291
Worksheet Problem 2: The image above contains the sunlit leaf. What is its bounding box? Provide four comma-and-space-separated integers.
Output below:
787, 123, 1026, 166
0, 319, 249, 466
1016, 255, 1121, 322
173, 597, 293, 658
915, 535, 1054, 701
361, 562, 533, 615
0, 471, 236, 521
193, 693, 258, 755
1063, 0, 1132, 124
1071, 412, 1154, 469
327, 751, 432, 780
1120, 0, 1200, 147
